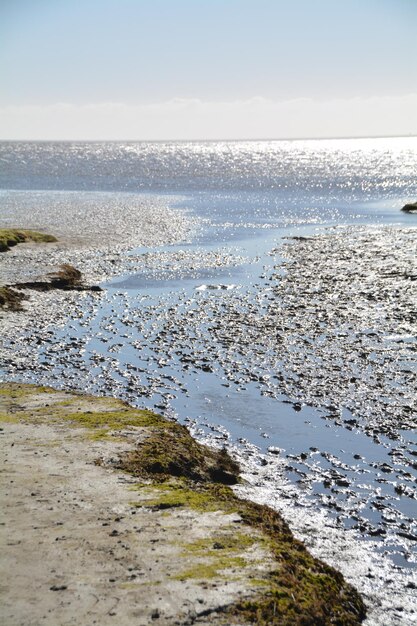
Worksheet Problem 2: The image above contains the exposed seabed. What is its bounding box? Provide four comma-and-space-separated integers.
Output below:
1, 210, 416, 624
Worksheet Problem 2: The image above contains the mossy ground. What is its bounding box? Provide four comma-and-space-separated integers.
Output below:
0, 383, 168, 438
0, 228, 57, 252
0, 382, 366, 625
174, 532, 263, 582
118, 425, 240, 484
130, 478, 366, 625
130, 480, 238, 512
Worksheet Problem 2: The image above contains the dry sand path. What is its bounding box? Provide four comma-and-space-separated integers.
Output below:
0, 386, 272, 626
0, 383, 365, 626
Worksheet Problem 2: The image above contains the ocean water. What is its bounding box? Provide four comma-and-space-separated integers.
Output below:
1, 137, 415, 245
1, 137, 417, 623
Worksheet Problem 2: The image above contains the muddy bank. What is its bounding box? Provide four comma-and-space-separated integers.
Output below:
0, 382, 365, 626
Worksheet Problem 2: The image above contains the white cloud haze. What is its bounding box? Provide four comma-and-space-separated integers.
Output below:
1, 94, 416, 141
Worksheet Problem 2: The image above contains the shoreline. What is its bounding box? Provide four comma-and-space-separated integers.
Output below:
1, 200, 416, 624
0, 204, 368, 624
0, 382, 365, 625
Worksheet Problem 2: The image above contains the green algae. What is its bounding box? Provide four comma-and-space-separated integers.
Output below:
174, 556, 248, 582
0, 406, 165, 429
0, 383, 169, 433
174, 532, 265, 582
63, 409, 166, 430
180, 532, 258, 554
0, 383, 55, 397
130, 481, 238, 512
0, 412, 20, 424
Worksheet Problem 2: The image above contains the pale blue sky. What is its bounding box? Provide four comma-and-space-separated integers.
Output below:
1, 0, 416, 139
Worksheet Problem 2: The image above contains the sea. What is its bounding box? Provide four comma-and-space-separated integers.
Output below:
1, 137, 416, 624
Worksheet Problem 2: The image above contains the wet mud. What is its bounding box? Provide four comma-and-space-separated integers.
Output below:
1, 224, 416, 625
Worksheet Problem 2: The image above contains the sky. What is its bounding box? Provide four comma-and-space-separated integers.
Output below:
0, 0, 416, 140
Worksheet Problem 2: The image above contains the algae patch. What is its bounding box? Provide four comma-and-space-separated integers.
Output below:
174, 556, 247, 582
130, 481, 238, 512
118, 426, 240, 485
0, 383, 166, 431
175, 532, 262, 581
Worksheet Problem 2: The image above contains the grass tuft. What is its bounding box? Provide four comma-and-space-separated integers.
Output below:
0, 228, 57, 252
47, 264, 83, 288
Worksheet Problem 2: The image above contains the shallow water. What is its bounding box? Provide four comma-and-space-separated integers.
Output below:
45, 228, 416, 563
1, 138, 417, 623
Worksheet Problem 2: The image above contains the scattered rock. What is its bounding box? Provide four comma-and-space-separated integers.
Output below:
401, 202, 417, 213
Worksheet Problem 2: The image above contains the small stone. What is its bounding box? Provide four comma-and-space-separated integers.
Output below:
268, 446, 281, 455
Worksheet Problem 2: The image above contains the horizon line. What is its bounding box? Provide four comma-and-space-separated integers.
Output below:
1, 133, 416, 143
